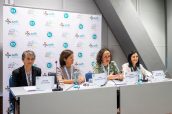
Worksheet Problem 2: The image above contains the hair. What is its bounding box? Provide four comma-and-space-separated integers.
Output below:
96, 48, 112, 65
59, 49, 73, 67
22, 50, 36, 61
127, 50, 140, 69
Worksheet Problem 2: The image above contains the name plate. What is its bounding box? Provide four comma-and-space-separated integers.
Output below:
36, 76, 54, 90
152, 70, 165, 80
92, 73, 107, 86
124, 72, 138, 83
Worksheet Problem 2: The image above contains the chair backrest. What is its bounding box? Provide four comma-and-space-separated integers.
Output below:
85, 72, 92, 82
48, 72, 57, 84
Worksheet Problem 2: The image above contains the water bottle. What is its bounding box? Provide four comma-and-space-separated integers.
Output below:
73, 71, 79, 88
137, 69, 143, 84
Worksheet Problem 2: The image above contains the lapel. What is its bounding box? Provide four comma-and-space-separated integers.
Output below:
31, 66, 36, 85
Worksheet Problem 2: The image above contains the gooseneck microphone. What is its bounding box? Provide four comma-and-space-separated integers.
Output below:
52, 61, 63, 91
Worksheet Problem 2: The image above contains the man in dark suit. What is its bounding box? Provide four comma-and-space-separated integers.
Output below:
12, 50, 41, 87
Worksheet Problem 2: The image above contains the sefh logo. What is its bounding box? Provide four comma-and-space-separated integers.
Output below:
79, 24, 84, 29
29, 20, 35, 26
10, 41, 17, 47
64, 13, 69, 18
91, 61, 96, 67
63, 42, 68, 48
47, 32, 52, 38
10, 8, 16, 14
47, 62, 53, 69
78, 52, 83, 58
92, 34, 97, 39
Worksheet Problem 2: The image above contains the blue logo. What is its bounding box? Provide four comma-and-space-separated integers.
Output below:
29, 20, 35, 26
10, 8, 16, 14
63, 42, 68, 48
47, 32, 52, 38
91, 61, 96, 67
64, 13, 69, 18
78, 52, 83, 58
47, 62, 53, 69
10, 41, 16, 47
92, 34, 97, 39
79, 24, 84, 29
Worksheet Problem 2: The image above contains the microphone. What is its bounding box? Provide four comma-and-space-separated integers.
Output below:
52, 61, 63, 91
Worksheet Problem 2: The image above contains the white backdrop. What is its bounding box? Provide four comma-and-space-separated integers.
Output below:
3, 6, 101, 113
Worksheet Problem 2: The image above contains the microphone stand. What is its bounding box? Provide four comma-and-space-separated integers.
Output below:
52, 61, 63, 91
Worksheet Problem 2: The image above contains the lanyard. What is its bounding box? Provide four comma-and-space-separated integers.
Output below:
25, 70, 32, 86
102, 64, 109, 75
64, 66, 73, 80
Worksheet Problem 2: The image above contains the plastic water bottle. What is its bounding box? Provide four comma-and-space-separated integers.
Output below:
73, 71, 79, 88
137, 69, 143, 84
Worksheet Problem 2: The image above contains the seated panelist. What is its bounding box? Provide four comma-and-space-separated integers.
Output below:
122, 51, 152, 77
12, 50, 42, 87
56, 49, 85, 84
93, 48, 123, 80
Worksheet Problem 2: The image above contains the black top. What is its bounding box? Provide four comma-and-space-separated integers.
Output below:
12, 65, 41, 87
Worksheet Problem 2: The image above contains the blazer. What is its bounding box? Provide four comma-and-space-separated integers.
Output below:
12, 65, 41, 87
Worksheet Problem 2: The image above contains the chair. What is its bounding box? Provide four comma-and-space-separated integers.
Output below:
48, 72, 57, 84
85, 72, 93, 82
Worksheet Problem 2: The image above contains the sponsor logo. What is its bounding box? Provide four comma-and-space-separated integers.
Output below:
5, 52, 19, 58
5, 18, 18, 24
64, 13, 69, 18
45, 52, 54, 58
91, 61, 96, 67
27, 40, 37, 48
78, 52, 83, 58
29, 20, 36, 26
47, 62, 53, 69
75, 33, 85, 38
25, 31, 37, 37
60, 22, 70, 27
63, 42, 68, 48
8, 62, 19, 70
10, 41, 17, 48
92, 34, 97, 39
47, 32, 53, 38
91, 24, 97, 30
44, 11, 55, 16
90, 16, 99, 20
75, 62, 84, 66
79, 24, 84, 29
43, 42, 54, 48
10, 8, 17, 14
89, 43, 98, 48
8, 29, 18, 36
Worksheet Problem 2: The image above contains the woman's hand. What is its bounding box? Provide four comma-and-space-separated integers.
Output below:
77, 76, 85, 84
108, 73, 124, 80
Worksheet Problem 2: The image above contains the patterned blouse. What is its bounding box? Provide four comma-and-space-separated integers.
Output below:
93, 61, 120, 75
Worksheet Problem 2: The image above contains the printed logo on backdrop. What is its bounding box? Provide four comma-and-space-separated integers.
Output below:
5, 18, 19, 25
64, 13, 69, 18
9, 41, 17, 48
25, 31, 37, 37
27, 40, 38, 48
44, 11, 55, 16
8, 29, 18, 37
89, 43, 98, 48
75, 62, 84, 67
47, 32, 53, 38
75, 33, 85, 39
60, 22, 70, 28
5, 52, 19, 58
46, 62, 53, 69
8, 62, 19, 70
10, 8, 17, 14
78, 52, 83, 58
63, 42, 68, 49
79, 24, 84, 29
45, 51, 54, 59
91, 24, 97, 30
92, 34, 97, 39
43, 42, 55, 48
91, 61, 96, 67
29, 20, 36, 26
62, 32, 70, 38
90, 15, 99, 21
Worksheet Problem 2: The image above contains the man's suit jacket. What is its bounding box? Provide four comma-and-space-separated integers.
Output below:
12, 65, 41, 87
